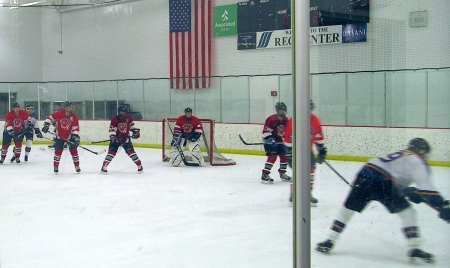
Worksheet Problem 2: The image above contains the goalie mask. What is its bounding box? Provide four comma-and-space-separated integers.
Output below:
184, 107, 193, 120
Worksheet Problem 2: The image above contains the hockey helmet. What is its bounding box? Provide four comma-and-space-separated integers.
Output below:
407, 138, 431, 156
275, 102, 287, 111
12, 102, 20, 108
310, 99, 315, 110
118, 105, 127, 113
275, 102, 287, 117
184, 107, 193, 114
64, 101, 73, 108
26, 103, 34, 110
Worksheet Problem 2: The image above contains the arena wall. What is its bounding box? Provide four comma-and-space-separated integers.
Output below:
13, 120, 447, 166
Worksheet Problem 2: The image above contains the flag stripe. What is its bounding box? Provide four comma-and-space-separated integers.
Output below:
169, 0, 211, 89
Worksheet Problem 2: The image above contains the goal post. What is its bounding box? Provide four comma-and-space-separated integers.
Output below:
162, 118, 236, 166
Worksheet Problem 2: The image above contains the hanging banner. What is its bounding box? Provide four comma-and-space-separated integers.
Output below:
213, 5, 238, 37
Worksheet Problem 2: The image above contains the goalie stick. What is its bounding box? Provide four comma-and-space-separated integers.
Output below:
238, 134, 263, 146
164, 118, 200, 166
48, 133, 106, 155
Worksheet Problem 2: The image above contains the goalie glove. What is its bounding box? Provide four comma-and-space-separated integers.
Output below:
439, 200, 450, 223
316, 143, 327, 164
69, 134, 80, 147
264, 136, 277, 147
187, 131, 201, 142
131, 128, 140, 139
171, 131, 182, 147
404, 187, 423, 204
42, 122, 50, 133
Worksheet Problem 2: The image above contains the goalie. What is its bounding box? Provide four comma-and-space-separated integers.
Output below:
168, 107, 204, 166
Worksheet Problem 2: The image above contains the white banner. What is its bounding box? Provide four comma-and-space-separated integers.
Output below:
254, 24, 366, 49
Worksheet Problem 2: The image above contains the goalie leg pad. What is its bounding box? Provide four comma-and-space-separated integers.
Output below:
169, 154, 182, 167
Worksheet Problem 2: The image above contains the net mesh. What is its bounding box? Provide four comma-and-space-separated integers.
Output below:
162, 118, 236, 166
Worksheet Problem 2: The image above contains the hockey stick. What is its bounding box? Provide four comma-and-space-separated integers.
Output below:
238, 134, 263, 145
164, 118, 200, 166
49, 132, 106, 155
89, 139, 110, 144
324, 161, 353, 187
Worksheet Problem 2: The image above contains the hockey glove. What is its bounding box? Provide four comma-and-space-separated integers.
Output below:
69, 134, 80, 147
110, 134, 118, 143
35, 129, 43, 139
316, 143, 327, 164
404, 187, 423, 204
132, 128, 140, 139
439, 200, 450, 223
264, 136, 277, 147
7, 128, 14, 137
171, 131, 182, 147
187, 131, 201, 142
42, 122, 50, 133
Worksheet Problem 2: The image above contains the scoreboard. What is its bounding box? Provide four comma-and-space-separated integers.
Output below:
237, 0, 370, 33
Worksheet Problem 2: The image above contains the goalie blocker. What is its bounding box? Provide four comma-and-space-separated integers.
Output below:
162, 118, 235, 166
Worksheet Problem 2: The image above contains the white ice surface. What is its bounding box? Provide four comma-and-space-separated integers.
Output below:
1, 146, 449, 268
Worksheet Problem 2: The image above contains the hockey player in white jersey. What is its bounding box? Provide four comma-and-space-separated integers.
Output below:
316, 138, 450, 263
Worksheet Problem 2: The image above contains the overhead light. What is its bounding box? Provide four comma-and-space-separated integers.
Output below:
9, 0, 50, 9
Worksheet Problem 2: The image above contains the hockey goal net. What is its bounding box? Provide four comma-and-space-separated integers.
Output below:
162, 118, 236, 166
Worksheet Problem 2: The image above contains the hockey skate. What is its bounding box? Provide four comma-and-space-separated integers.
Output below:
279, 172, 292, 182
54, 166, 58, 174
0, 157, 4, 164
261, 172, 274, 184
311, 195, 318, 207
138, 165, 143, 173
24, 155, 28, 162
409, 249, 434, 263
15, 157, 20, 164
101, 167, 108, 174
316, 239, 334, 254
10, 155, 15, 163
75, 166, 81, 173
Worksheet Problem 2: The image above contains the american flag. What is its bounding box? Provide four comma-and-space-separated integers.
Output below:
169, 0, 212, 89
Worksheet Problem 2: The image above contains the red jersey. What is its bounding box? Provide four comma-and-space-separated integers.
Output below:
109, 114, 136, 143
4, 110, 29, 134
283, 114, 324, 149
283, 117, 293, 147
45, 110, 80, 140
310, 114, 324, 148
262, 114, 288, 143
174, 115, 203, 138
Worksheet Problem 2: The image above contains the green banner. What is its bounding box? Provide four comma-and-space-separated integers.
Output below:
213, 4, 237, 37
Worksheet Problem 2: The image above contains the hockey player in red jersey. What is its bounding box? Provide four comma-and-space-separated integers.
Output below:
42, 101, 81, 174
284, 99, 327, 206
261, 102, 290, 183
10, 104, 43, 163
168, 107, 204, 166
0, 102, 29, 164
101, 105, 143, 174
316, 138, 450, 263
309, 100, 327, 205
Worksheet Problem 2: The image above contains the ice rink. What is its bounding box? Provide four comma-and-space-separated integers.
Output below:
1, 145, 449, 268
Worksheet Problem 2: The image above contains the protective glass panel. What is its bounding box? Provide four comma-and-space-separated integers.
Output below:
221, 76, 249, 123
67, 82, 94, 120
118, 80, 144, 120
143, 79, 171, 121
